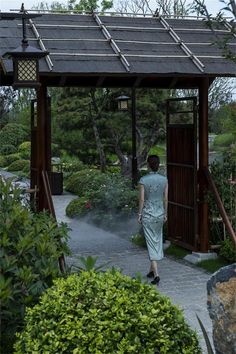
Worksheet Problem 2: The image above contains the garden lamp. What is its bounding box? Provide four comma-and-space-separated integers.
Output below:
4, 4, 48, 89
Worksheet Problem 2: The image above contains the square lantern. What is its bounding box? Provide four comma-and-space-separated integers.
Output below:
116, 95, 130, 111
5, 43, 48, 89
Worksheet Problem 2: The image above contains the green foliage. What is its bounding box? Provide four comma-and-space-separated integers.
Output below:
208, 153, 236, 244
18, 141, 31, 159
0, 144, 17, 155
65, 168, 108, 195
0, 123, 28, 147
213, 133, 234, 149
165, 244, 190, 259
219, 238, 236, 262
0, 177, 70, 352
65, 170, 137, 230
66, 196, 89, 217
7, 159, 29, 173
70, 255, 109, 272
4, 152, 21, 166
131, 231, 147, 247
0, 154, 7, 167
197, 257, 230, 273
61, 154, 85, 176
14, 270, 201, 354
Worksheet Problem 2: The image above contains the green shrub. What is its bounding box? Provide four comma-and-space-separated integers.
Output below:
65, 172, 137, 232
0, 123, 28, 147
0, 177, 70, 352
65, 168, 108, 195
4, 153, 21, 166
18, 141, 31, 159
219, 237, 236, 262
213, 133, 234, 149
14, 270, 201, 354
0, 144, 17, 155
208, 153, 236, 244
7, 159, 29, 172
0, 154, 7, 167
66, 196, 90, 218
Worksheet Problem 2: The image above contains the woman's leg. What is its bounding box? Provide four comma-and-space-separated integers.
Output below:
151, 260, 159, 277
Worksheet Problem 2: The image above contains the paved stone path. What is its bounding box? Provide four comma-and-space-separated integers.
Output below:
53, 193, 213, 353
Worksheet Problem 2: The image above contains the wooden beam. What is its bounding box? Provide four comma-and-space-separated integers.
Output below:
198, 77, 209, 252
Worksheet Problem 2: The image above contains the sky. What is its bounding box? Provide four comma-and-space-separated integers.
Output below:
0, 0, 228, 14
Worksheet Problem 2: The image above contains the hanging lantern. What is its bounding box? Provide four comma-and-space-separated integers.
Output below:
116, 95, 130, 111
3, 5, 48, 89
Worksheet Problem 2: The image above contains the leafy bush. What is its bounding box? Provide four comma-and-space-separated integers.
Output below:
219, 238, 236, 262
7, 159, 29, 172
65, 171, 137, 231
0, 177, 70, 352
18, 141, 31, 159
65, 168, 108, 195
0, 123, 28, 147
0, 155, 7, 167
0, 144, 17, 155
14, 270, 201, 354
4, 153, 21, 166
208, 153, 236, 244
66, 196, 90, 218
213, 133, 234, 149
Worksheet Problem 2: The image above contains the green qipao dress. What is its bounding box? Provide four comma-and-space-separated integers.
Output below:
139, 172, 167, 261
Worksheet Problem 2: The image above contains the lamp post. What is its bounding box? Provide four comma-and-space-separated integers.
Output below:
116, 89, 138, 187
3, 4, 48, 89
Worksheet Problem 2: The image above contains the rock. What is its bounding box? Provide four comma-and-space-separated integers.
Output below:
207, 263, 236, 354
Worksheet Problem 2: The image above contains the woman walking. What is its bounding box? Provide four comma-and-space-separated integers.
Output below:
138, 155, 168, 285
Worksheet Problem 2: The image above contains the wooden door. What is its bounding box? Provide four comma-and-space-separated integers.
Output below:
166, 97, 198, 250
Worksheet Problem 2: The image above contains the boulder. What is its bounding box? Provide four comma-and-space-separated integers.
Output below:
207, 263, 236, 354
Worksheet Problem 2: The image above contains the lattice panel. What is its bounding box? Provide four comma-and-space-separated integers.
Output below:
18, 59, 37, 81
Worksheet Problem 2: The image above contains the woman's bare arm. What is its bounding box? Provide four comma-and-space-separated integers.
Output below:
138, 184, 144, 223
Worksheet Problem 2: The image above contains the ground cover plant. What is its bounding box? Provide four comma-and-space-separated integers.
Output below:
0, 177, 70, 352
14, 270, 202, 354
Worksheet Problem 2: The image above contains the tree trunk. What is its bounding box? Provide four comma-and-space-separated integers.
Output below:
91, 117, 107, 172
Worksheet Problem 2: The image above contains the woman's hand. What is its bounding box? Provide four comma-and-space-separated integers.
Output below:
163, 214, 167, 223
138, 214, 142, 224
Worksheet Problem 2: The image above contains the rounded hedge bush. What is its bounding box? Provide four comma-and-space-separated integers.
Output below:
4, 153, 21, 166
7, 159, 29, 172
0, 144, 17, 155
0, 155, 7, 167
18, 141, 31, 159
14, 271, 201, 354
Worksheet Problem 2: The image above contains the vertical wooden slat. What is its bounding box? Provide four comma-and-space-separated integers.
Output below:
198, 78, 209, 252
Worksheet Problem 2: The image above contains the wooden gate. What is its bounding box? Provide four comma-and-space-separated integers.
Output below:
166, 97, 198, 250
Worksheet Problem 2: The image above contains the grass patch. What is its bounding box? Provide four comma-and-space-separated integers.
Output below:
196, 257, 230, 273
165, 244, 190, 259
131, 233, 146, 248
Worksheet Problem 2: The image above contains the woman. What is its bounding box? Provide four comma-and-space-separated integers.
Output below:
138, 155, 168, 285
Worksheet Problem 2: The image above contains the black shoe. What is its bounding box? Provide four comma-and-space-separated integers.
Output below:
146, 271, 154, 278
151, 276, 160, 285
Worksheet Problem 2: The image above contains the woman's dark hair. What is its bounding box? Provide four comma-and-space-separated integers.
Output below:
147, 155, 160, 172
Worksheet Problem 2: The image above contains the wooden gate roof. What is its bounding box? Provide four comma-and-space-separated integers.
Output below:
0, 12, 236, 88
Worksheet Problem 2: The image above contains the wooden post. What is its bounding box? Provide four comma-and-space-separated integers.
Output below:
198, 77, 209, 252
131, 88, 138, 187
36, 81, 51, 212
